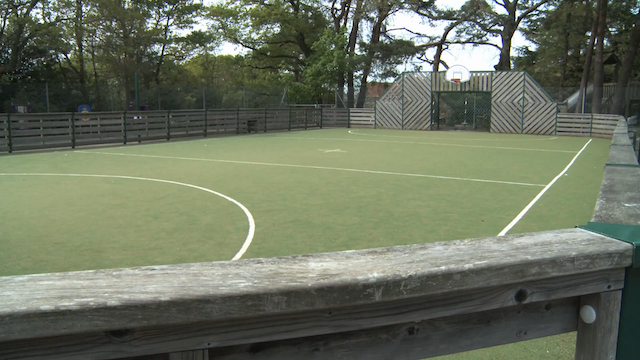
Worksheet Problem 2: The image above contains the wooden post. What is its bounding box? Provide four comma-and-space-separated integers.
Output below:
204, 108, 208, 137
7, 112, 13, 153
167, 110, 171, 140
71, 112, 76, 149
123, 111, 127, 144
575, 291, 622, 360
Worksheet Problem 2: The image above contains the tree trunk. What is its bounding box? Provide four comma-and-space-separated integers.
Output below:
495, 3, 517, 71
560, 0, 573, 85
346, 0, 363, 108
591, 0, 608, 114
612, 13, 640, 115
575, 1, 600, 113
74, 0, 87, 103
355, 4, 389, 108
496, 30, 514, 70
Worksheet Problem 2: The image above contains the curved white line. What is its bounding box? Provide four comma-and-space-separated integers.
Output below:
0, 173, 255, 261
348, 130, 559, 141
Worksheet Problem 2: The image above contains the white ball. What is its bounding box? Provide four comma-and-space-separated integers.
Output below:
580, 305, 597, 324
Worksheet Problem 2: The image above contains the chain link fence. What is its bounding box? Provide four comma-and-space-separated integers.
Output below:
0, 82, 293, 113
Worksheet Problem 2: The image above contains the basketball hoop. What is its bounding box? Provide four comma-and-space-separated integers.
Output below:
445, 65, 471, 84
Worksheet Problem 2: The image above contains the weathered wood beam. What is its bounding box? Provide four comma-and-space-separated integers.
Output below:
0, 229, 632, 359
0, 269, 623, 359
208, 297, 579, 360
575, 291, 623, 360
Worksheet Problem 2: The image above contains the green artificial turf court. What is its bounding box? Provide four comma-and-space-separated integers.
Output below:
0, 128, 611, 360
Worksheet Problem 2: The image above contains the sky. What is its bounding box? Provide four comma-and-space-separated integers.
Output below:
211, 0, 531, 72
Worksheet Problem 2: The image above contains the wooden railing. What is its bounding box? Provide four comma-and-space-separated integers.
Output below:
0, 108, 375, 154
556, 113, 623, 138
1, 119, 639, 359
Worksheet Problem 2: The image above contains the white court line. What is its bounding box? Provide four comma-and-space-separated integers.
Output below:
498, 139, 593, 236
348, 130, 559, 141
275, 135, 575, 153
0, 173, 255, 261
76, 150, 547, 187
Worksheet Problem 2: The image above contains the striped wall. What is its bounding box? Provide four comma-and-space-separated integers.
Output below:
376, 80, 403, 129
432, 72, 492, 92
402, 73, 432, 130
522, 75, 557, 135
490, 72, 556, 135
490, 72, 524, 134
376, 71, 558, 135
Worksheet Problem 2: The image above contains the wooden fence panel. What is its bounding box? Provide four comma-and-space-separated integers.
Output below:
9, 113, 73, 151
266, 108, 290, 131
432, 71, 492, 92
349, 108, 375, 128
402, 73, 432, 130
321, 108, 349, 127
289, 108, 308, 130
522, 74, 556, 135
170, 110, 206, 139
556, 114, 621, 138
491, 72, 524, 134
74, 112, 125, 146
375, 82, 402, 129
307, 109, 322, 128
126, 111, 170, 142
239, 109, 267, 133
207, 110, 240, 134
0, 115, 9, 152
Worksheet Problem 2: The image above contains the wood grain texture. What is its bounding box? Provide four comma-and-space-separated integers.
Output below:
206, 298, 578, 360
575, 291, 622, 360
0, 269, 617, 360
0, 229, 631, 343
169, 350, 208, 360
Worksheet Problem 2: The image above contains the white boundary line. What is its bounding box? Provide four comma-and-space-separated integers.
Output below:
0, 173, 255, 260
348, 130, 559, 141
276, 135, 575, 153
497, 139, 593, 236
76, 150, 546, 187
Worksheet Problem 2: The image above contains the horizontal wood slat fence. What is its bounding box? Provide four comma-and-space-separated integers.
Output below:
0, 119, 638, 359
556, 113, 622, 138
0, 108, 375, 154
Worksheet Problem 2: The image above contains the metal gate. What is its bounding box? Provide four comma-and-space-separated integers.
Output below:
433, 92, 491, 131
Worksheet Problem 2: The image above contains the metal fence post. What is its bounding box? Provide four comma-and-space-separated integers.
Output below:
521, 72, 526, 134
288, 107, 292, 131
264, 108, 268, 133
123, 111, 127, 144
204, 108, 208, 137
71, 112, 76, 149
374, 101, 377, 129
236, 108, 240, 134
347, 107, 351, 128
590, 113, 594, 137
167, 110, 171, 140
304, 108, 308, 130
554, 103, 558, 135
401, 73, 405, 130
320, 108, 324, 129
7, 112, 13, 153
